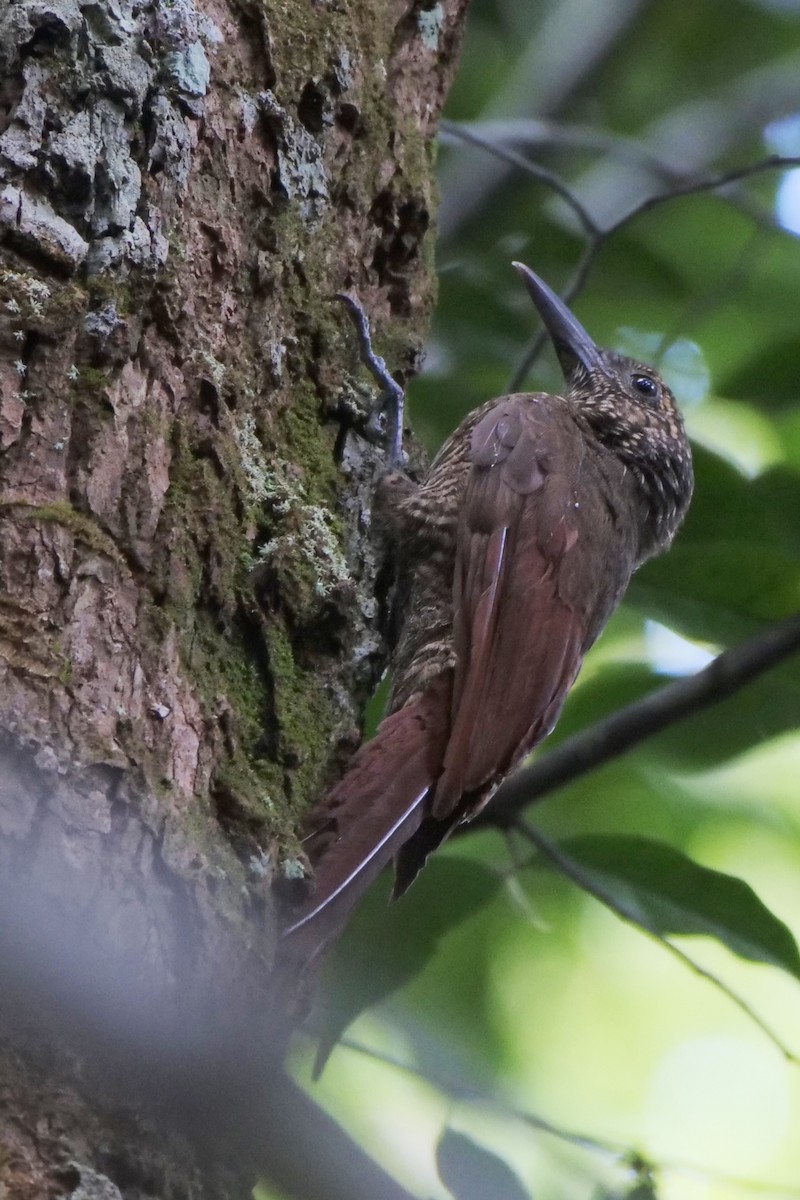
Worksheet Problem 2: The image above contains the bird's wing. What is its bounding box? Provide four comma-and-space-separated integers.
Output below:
431, 394, 631, 819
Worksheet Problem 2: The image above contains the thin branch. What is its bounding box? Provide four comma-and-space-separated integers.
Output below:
439, 120, 600, 238
439, 140, 800, 388
334, 1034, 800, 1197
478, 613, 800, 829
505, 151, 800, 388
453, 125, 800, 231
617, 153, 800, 228
441, 117, 683, 179
334, 1034, 629, 1158
515, 821, 800, 1067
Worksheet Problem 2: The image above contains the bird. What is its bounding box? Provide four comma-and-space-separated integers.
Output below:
281, 262, 693, 971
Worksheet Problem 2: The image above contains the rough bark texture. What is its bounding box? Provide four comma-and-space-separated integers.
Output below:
0, 0, 468, 1196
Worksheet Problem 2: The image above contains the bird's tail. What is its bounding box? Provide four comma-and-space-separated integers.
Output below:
279, 677, 450, 973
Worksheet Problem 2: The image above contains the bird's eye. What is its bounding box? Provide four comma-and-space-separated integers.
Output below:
631, 374, 659, 401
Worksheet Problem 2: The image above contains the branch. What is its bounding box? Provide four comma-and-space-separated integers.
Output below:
336, 1034, 628, 1158
617, 153, 800, 226
441, 117, 683, 178
439, 120, 600, 237
477, 613, 800, 829
439, 135, 800, 389
505, 151, 800, 387
336, 1033, 800, 1197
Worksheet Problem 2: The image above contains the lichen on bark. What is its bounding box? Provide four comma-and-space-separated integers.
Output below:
0, 0, 469, 1193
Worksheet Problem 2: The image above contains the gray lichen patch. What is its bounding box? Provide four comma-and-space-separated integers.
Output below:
0, 0, 217, 276
0, 186, 89, 272
257, 502, 352, 625
417, 3, 446, 51
258, 91, 330, 221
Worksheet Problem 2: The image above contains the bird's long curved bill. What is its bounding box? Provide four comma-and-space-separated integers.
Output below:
512, 261, 606, 379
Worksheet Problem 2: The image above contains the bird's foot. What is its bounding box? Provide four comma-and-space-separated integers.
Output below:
335, 291, 406, 468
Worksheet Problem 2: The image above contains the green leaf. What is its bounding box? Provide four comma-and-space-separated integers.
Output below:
686, 397, 783, 476
630, 540, 800, 643
437, 1130, 530, 1200
557, 835, 800, 979
680, 450, 800, 555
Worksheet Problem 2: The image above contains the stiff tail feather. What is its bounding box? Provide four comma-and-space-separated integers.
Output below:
280, 677, 450, 972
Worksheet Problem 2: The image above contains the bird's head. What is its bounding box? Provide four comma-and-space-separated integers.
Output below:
512, 261, 694, 552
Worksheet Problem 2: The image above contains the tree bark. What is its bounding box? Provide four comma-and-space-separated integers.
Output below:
0, 0, 468, 1195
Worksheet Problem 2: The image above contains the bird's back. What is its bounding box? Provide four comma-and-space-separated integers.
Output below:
391, 391, 644, 890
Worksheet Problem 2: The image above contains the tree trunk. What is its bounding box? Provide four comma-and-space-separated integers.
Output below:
0, 1, 467, 1195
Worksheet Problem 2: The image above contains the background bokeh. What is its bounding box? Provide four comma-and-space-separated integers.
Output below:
277, 2, 800, 1196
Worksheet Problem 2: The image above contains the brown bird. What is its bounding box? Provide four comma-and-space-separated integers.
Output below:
283, 263, 693, 968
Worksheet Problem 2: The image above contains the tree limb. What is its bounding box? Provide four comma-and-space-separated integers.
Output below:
438, 120, 599, 236
475, 613, 800, 829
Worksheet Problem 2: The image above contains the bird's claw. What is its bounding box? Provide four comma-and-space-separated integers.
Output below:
335, 291, 407, 467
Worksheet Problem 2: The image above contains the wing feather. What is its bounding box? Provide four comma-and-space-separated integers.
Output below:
433, 396, 626, 821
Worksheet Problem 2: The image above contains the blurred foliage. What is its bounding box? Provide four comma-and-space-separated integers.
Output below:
283, 3, 800, 1199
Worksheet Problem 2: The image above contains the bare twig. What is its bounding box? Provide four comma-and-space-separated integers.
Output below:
475, 614, 800, 828
505, 152, 800, 386
334, 1034, 630, 1158
619, 154, 800, 226
441, 117, 683, 178
439, 121, 600, 238
333, 1034, 800, 1196
442, 125, 800, 386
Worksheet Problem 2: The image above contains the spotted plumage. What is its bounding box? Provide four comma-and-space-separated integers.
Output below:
282, 264, 693, 970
